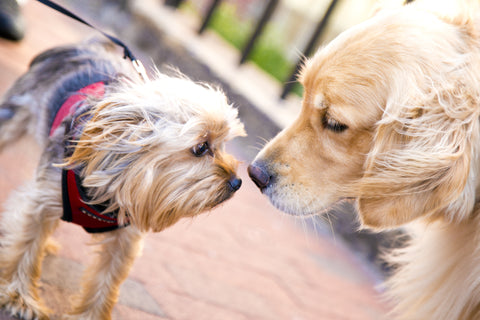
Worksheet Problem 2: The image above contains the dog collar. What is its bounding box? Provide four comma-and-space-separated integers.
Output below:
50, 81, 129, 233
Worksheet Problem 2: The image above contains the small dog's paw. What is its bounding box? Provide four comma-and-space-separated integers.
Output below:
0, 287, 49, 320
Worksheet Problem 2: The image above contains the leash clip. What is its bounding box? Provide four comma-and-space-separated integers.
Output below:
132, 59, 149, 82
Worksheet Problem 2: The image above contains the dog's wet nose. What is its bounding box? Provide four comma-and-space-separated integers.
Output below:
248, 164, 270, 190
0, 109, 14, 120
228, 177, 242, 192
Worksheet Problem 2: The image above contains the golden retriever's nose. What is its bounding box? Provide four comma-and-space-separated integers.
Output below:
248, 164, 270, 190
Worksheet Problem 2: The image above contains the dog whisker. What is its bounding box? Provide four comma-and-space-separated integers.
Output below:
283, 79, 299, 85
257, 136, 270, 146
322, 213, 337, 245
248, 145, 263, 152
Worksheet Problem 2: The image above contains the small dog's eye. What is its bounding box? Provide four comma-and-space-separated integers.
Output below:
191, 142, 210, 157
322, 114, 348, 133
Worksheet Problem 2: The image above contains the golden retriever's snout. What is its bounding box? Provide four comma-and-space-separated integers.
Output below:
248, 163, 271, 190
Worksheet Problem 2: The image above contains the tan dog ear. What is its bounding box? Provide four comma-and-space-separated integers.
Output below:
357, 84, 479, 229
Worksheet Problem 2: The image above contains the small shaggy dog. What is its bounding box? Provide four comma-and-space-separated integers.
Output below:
0, 40, 245, 319
249, 1, 480, 319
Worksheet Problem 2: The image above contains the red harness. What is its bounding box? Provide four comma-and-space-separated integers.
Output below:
50, 82, 129, 233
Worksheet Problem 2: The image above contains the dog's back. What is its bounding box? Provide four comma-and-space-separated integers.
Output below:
0, 39, 134, 149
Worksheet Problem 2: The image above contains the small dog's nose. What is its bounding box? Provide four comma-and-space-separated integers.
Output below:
248, 164, 270, 190
228, 177, 242, 192
0, 108, 14, 120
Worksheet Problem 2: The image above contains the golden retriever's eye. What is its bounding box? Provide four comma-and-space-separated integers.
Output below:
191, 141, 212, 157
322, 114, 348, 133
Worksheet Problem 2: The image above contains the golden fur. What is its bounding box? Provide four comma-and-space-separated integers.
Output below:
0, 41, 245, 319
249, 1, 480, 319
63, 75, 244, 232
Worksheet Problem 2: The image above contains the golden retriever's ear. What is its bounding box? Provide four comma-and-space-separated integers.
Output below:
357, 82, 480, 229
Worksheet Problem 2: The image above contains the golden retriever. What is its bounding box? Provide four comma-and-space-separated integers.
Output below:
248, 1, 480, 319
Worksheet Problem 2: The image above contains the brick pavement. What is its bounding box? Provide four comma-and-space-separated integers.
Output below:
0, 2, 388, 319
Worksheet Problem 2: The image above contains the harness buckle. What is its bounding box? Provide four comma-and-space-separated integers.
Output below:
132, 59, 149, 82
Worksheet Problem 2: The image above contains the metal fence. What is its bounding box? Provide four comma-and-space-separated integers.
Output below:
164, 0, 413, 99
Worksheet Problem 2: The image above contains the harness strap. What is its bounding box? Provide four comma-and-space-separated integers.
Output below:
62, 170, 125, 233
51, 81, 129, 233
50, 82, 104, 136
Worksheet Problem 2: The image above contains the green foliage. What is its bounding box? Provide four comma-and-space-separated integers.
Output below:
249, 39, 290, 83
182, 2, 303, 97
208, 3, 251, 50
209, 3, 303, 96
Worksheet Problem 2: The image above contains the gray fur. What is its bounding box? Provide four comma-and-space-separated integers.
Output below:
0, 39, 137, 149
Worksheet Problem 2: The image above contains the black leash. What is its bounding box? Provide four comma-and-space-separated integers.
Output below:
36, 0, 149, 81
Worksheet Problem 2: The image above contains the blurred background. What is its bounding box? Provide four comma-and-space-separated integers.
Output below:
169, 0, 379, 98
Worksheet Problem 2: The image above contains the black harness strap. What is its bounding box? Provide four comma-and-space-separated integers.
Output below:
36, 0, 135, 60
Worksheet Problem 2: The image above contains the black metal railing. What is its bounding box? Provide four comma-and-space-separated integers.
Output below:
238, 0, 279, 65
164, 0, 352, 99
281, 0, 339, 99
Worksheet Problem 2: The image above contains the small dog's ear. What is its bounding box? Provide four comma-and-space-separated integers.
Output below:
357, 82, 479, 229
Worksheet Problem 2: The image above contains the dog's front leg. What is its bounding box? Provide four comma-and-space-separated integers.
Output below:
0, 179, 62, 320
67, 227, 144, 320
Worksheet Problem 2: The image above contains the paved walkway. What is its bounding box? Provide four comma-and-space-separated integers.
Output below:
0, 2, 388, 319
